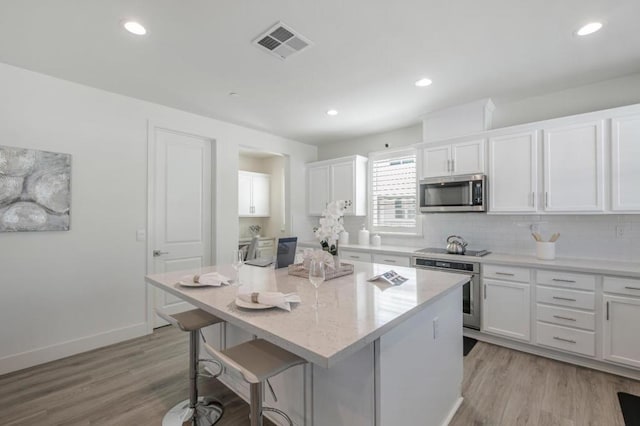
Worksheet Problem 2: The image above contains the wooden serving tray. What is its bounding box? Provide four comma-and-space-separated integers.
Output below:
287, 262, 354, 281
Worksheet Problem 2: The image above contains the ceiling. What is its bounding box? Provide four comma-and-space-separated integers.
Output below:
1, 1, 639, 145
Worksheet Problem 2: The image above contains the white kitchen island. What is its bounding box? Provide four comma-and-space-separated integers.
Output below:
146, 261, 469, 426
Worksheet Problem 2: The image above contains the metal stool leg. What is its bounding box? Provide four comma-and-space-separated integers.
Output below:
250, 382, 263, 426
163, 329, 224, 426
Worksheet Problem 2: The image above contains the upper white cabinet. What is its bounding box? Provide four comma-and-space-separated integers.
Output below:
238, 171, 270, 217
611, 114, 640, 211
421, 139, 485, 178
306, 155, 367, 216
543, 121, 605, 212
307, 166, 330, 216
489, 131, 538, 212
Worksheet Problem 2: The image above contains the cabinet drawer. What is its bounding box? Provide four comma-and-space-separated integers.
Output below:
536, 322, 595, 357
603, 276, 640, 297
537, 286, 595, 310
536, 304, 595, 331
483, 264, 530, 283
536, 270, 595, 291
372, 253, 410, 267
340, 250, 371, 262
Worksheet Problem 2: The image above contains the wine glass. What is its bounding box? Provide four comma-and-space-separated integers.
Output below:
232, 249, 244, 284
308, 259, 326, 309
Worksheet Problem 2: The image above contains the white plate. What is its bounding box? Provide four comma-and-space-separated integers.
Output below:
235, 297, 274, 310
177, 281, 221, 288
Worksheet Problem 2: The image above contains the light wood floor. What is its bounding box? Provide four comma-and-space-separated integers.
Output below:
1, 327, 638, 426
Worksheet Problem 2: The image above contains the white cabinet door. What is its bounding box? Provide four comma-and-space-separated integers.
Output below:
422, 145, 451, 178
251, 173, 270, 217
307, 165, 330, 215
482, 279, 531, 341
612, 115, 640, 211
238, 171, 253, 216
331, 161, 356, 215
603, 295, 640, 369
489, 132, 538, 212
452, 139, 485, 175
543, 121, 604, 212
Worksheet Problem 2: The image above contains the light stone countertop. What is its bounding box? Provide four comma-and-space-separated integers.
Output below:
299, 241, 640, 278
146, 261, 469, 368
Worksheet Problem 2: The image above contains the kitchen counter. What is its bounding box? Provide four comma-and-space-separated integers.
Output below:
145, 261, 468, 368
146, 261, 468, 425
299, 241, 640, 277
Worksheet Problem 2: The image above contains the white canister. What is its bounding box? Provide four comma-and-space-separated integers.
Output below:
536, 242, 556, 260
371, 234, 381, 247
339, 231, 350, 245
358, 224, 370, 246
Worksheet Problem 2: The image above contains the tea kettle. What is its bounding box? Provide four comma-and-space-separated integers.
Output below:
446, 235, 468, 254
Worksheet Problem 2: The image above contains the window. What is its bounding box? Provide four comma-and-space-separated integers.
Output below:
370, 149, 420, 234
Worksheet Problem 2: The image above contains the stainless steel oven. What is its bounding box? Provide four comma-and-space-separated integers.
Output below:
411, 256, 481, 329
419, 174, 486, 213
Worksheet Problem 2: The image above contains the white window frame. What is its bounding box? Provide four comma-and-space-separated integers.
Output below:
368, 148, 422, 236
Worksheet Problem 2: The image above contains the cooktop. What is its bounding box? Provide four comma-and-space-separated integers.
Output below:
415, 248, 491, 257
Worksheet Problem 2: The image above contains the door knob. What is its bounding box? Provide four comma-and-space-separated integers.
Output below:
153, 250, 169, 257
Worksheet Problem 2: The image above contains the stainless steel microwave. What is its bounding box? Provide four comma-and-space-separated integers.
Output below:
419, 174, 486, 213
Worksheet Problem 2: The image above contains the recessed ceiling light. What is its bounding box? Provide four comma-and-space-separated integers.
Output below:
415, 78, 433, 87
576, 22, 603, 36
123, 21, 147, 35
327, 109, 338, 116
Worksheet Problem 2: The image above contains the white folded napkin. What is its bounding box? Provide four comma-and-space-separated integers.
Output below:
179, 272, 230, 287
237, 291, 301, 311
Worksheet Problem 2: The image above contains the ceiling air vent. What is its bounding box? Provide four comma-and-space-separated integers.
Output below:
253, 22, 312, 60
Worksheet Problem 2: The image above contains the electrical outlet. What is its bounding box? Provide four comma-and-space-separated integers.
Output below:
136, 229, 146, 241
615, 224, 629, 239
530, 223, 541, 234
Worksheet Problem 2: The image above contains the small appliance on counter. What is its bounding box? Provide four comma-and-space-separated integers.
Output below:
371, 234, 381, 247
446, 235, 468, 254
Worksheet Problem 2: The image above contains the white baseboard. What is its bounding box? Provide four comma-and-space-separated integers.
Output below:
442, 397, 464, 426
0, 322, 150, 375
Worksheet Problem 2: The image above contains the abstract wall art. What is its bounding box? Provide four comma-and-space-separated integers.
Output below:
0, 145, 71, 232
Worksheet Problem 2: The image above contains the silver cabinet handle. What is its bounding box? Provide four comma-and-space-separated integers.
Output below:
495, 272, 515, 276
484, 284, 487, 300
153, 250, 169, 257
451, 159, 455, 173
384, 259, 397, 263
606, 301, 609, 321
349, 255, 359, 259
545, 192, 549, 208
552, 315, 576, 322
553, 296, 577, 302
447, 159, 451, 172
553, 336, 576, 344
552, 278, 577, 283
625, 286, 640, 291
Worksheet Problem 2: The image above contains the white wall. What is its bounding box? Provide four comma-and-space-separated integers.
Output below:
317, 124, 422, 160
0, 62, 317, 374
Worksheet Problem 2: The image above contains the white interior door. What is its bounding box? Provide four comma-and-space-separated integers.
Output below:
151, 127, 212, 327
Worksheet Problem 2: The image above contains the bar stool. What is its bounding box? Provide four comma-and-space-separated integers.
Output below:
203, 339, 306, 426
156, 308, 225, 425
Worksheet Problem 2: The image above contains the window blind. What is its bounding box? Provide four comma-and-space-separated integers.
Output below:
371, 153, 417, 231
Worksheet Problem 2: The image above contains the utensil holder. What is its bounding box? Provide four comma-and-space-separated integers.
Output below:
536, 242, 556, 260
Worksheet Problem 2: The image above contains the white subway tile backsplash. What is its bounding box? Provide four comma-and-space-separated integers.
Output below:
340, 214, 640, 261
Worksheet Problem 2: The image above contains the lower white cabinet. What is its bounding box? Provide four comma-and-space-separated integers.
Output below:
536, 322, 595, 357
371, 253, 410, 267
340, 250, 371, 262
603, 294, 640, 369
482, 278, 531, 342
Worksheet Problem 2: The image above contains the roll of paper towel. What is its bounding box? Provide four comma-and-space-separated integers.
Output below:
358, 224, 370, 246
